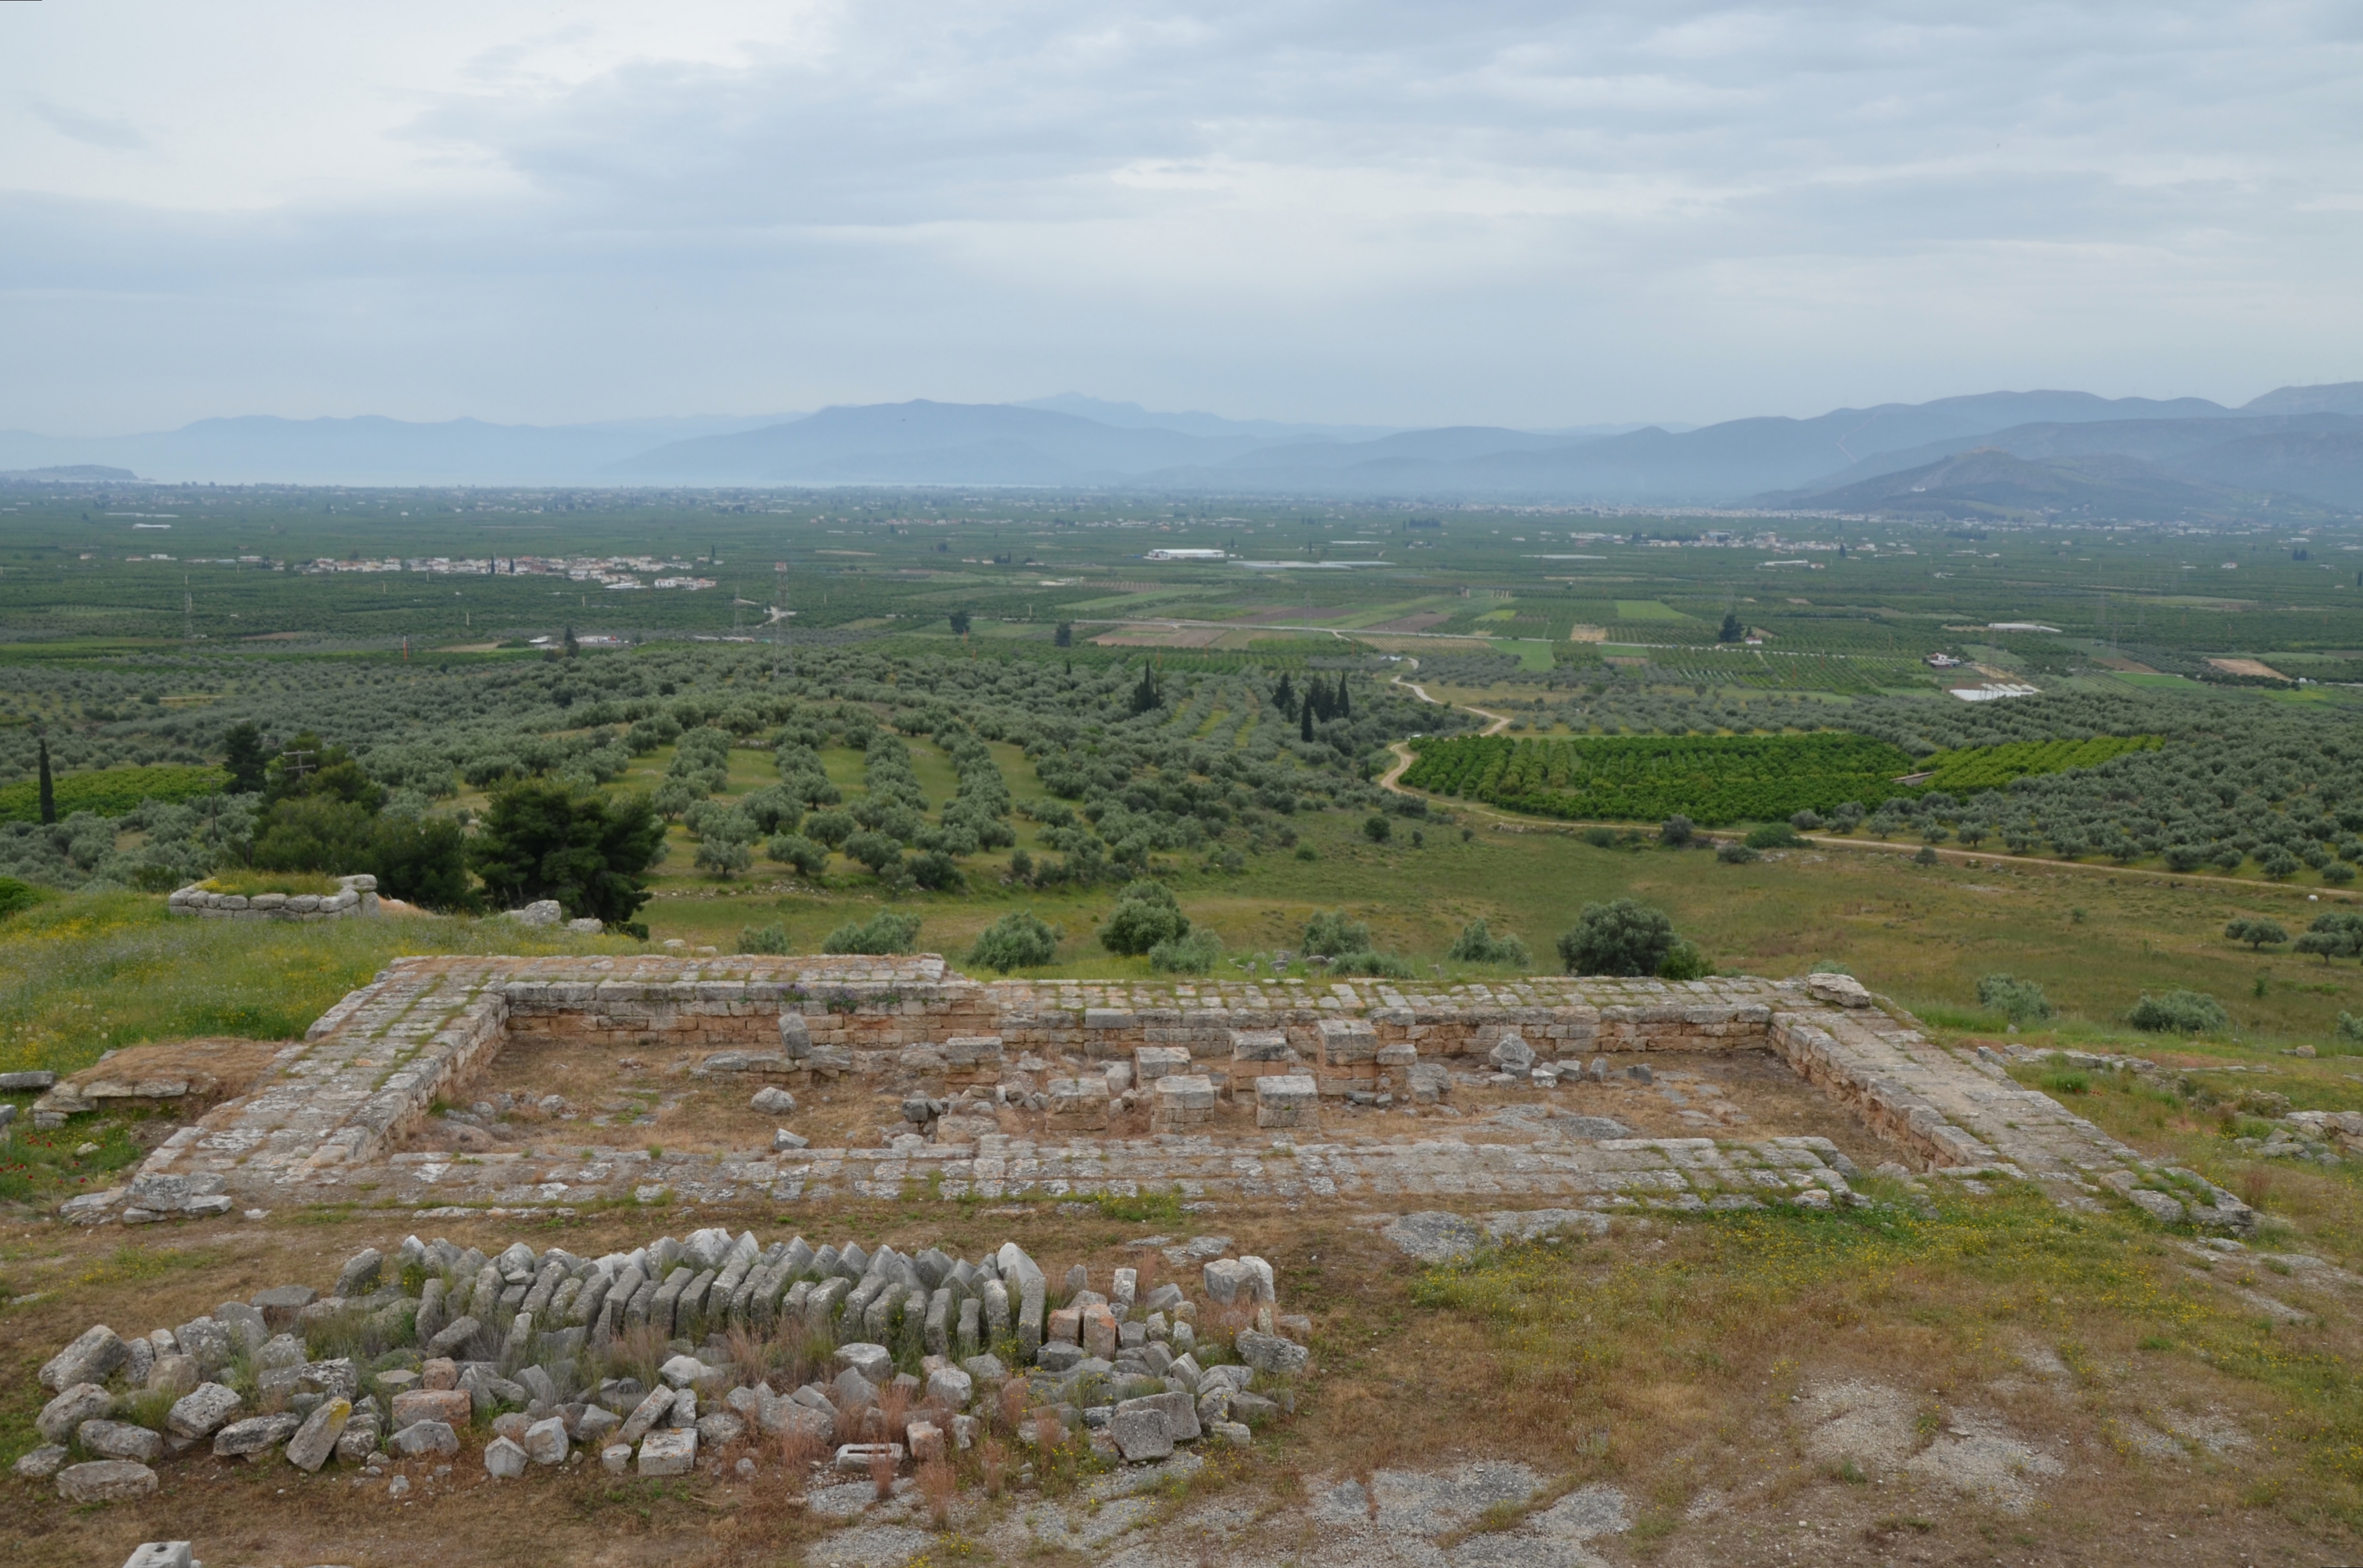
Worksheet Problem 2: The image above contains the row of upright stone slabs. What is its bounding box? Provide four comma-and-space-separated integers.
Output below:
28, 1226, 1305, 1494
809, 1013, 1430, 1136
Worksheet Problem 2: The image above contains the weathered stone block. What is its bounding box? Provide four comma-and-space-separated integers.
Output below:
40, 1326, 128, 1394
55, 1459, 157, 1502
1254, 1074, 1318, 1129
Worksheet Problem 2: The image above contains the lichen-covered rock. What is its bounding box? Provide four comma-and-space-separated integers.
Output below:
166, 1382, 243, 1439
1234, 1329, 1310, 1377
483, 1436, 529, 1478
39, 1326, 127, 1393
37, 1383, 115, 1443
55, 1459, 157, 1502
77, 1419, 162, 1463
285, 1397, 351, 1473
212, 1413, 301, 1458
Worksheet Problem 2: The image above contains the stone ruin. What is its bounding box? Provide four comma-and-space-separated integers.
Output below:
64, 955, 2251, 1230
19, 1224, 1298, 1504
166, 873, 382, 923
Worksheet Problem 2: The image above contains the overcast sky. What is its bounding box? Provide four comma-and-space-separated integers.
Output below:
4, 0, 2359, 434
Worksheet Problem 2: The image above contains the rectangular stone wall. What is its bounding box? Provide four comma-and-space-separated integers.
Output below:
498, 982, 1789, 1066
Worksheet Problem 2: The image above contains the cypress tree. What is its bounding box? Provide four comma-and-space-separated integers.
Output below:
1300, 702, 1315, 743
37, 737, 55, 825
1273, 672, 1296, 717
1338, 679, 1351, 718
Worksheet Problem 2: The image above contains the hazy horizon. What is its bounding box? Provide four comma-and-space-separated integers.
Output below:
5, 2, 2360, 436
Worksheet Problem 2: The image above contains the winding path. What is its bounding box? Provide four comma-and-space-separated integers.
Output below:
1381, 659, 1509, 795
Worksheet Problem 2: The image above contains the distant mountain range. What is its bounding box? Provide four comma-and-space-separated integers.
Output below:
4, 383, 2359, 514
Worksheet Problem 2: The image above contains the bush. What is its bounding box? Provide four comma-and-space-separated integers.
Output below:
1302, 909, 1373, 957
803, 809, 856, 849
1717, 842, 1760, 863
1327, 949, 1416, 978
2339, 1012, 2363, 1045
739, 923, 790, 955
766, 833, 828, 876
1582, 827, 1617, 849
1977, 973, 2054, 1024
1657, 937, 1712, 981
1556, 899, 1677, 977
908, 850, 965, 892
967, 910, 1060, 971
1445, 918, 1530, 968
2225, 917, 2288, 950
1789, 810, 1823, 831
1362, 814, 1392, 844
1660, 814, 1694, 846
821, 909, 923, 955
694, 838, 754, 879
1149, 928, 1225, 974
1100, 879, 1188, 955
2128, 989, 2229, 1035
0, 875, 44, 918
841, 830, 904, 877
1745, 823, 1807, 850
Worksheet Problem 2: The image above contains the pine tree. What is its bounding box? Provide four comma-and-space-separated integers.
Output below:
223, 721, 268, 794
36, 736, 55, 825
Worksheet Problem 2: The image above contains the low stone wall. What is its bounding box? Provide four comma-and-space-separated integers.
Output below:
168, 874, 380, 922
104, 955, 2214, 1224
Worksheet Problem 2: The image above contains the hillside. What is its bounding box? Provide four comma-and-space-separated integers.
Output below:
1769, 447, 2308, 520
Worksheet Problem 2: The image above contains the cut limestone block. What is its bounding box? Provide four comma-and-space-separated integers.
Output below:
1045, 1078, 1109, 1133
1315, 1018, 1378, 1067
637, 1427, 696, 1476
1255, 1075, 1318, 1130
1150, 1074, 1216, 1134
1134, 1045, 1192, 1084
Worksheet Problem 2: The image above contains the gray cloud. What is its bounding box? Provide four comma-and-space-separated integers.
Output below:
2, 1, 2360, 433
28, 97, 150, 152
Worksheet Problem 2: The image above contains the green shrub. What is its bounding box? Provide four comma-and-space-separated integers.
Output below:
0, 875, 48, 918
1657, 938, 1713, 981
1745, 823, 1807, 850
1302, 909, 1374, 957
738, 923, 790, 955
766, 833, 828, 876
2128, 989, 2229, 1035
1362, 814, 1392, 844
2338, 1012, 2363, 1045
1149, 928, 1224, 974
2224, 917, 2288, 950
1446, 918, 1530, 968
967, 910, 1060, 972
1327, 949, 1416, 979
908, 850, 965, 892
694, 838, 754, 878
1556, 899, 1677, 977
1717, 842, 1760, 864
1100, 880, 1188, 955
821, 909, 922, 955
1976, 973, 2054, 1024
2037, 1070, 2091, 1095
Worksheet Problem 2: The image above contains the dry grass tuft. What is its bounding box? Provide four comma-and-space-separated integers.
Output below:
868, 1445, 898, 1503
876, 1380, 914, 1444
979, 1436, 1008, 1499
997, 1377, 1029, 1435
779, 1425, 826, 1491
917, 1457, 957, 1526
